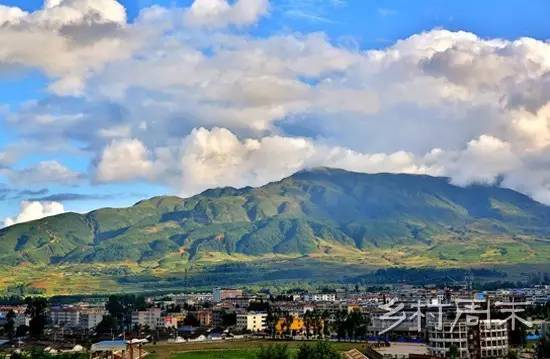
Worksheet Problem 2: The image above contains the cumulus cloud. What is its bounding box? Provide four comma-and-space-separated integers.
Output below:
2, 0, 550, 204
95, 127, 425, 195
0, 5, 27, 25
95, 138, 153, 182
425, 135, 519, 186
0, 0, 138, 94
3, 201, 65, 228
184, 0, 269, 28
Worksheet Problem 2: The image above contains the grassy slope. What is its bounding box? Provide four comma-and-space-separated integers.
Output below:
1, 168, 550, 294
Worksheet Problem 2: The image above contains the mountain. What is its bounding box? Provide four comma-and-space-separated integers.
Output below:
1, 168, 549, 295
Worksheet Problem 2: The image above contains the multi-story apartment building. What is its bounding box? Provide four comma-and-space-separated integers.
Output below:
196, 309, 213, 327
50, 307, 81, 328
428, 319, 508, 358
50, 306, 106, 330
79, 309, 105, 330
236, 312, 267, 332
131, 308, 162, 329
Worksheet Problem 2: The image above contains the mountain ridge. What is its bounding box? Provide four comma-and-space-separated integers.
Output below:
1, 167, 549, 294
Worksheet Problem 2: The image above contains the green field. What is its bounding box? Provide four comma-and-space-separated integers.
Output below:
146, 340, 361, 359
170, 349, 259, 359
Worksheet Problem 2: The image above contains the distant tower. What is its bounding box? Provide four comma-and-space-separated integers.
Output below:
465, 272, 474, 291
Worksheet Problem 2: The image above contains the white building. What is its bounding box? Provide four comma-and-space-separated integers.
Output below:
428, 319, 508, 358
79, 309, 105, 330
50, 308, 80, 328
303, 293, 337, 302
131, 308, 162, 329
15, 313, 30, 328
236, 312, 267, 332
51, 307, 105, 330
174, 293, 213, 306
163, 316, 179, 328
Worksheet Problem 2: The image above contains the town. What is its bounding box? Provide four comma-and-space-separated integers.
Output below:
0, 284, 549, 358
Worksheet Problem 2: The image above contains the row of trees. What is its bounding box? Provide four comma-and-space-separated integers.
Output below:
266, 308, 370, 340
0, 349, 86, 359
95, 294, 147, 336
2, 297, 48, 340
257, 342, 341, 359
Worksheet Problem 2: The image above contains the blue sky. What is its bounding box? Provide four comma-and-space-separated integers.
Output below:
1, 0, 550, 225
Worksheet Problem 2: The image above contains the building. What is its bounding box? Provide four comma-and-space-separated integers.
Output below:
50, 306, 106, 330
174, 293, 213, 306
303, 293, 337, 302
213, 288, 243, 302
236, 312, 267, 332
50, 307, 80, 328
196, 310, 213, 327
14, 312, 30, 328
131, 308, 162, 329
79, 309, 105, 330
163, 316, 179, 328
428, 319, 508, 358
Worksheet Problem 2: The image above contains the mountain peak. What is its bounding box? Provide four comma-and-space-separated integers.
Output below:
0, 167, 548, 294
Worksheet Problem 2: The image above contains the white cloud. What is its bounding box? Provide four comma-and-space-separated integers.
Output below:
2, 0, 550, 205
94, 127, 425, 195
3, 201, 65, 228
95, 138, 153, 182
425, 135, 519, 186
0, 0, 138, 95
4, 161, 82, 185
184, 0, 269, 28
0, 5, 28, 25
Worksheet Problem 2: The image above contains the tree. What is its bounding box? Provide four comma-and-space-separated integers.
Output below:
296, 341, 340, 359
184, 313, 199, 327
345, 310, 369, 340
449, 344, 458, 359
10, 348, 87, 359
105, 294, 147, 333
510, 323, 527, 346
95, 315, 118, 336
25, 297, 48, 338
333, 310, 347, 341
537, 326, 550, 359
256, 344, 291, 359
4, 310, 16, 339
15, 325, 29, 338
266, 308, 282, 338
221, 311, 237, 327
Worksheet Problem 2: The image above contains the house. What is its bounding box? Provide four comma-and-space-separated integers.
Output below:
343, 349, 368, 359
236, 312, 267, 332
163, 315, 179, 328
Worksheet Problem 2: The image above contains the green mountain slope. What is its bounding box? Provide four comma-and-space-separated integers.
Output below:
1, 168, 549, 294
